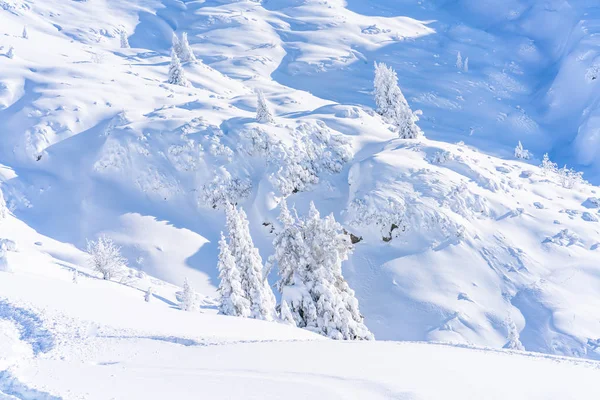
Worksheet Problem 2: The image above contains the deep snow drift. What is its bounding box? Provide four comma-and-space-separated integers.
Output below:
1, 0, 600, 394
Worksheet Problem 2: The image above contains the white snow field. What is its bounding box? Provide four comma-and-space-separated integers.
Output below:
2, 0, 600, 397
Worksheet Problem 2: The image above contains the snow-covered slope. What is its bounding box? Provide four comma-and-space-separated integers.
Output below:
1, 0, 600, 380
1, 220, 599, 399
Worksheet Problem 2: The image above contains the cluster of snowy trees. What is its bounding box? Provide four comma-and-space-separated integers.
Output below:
456, 51, 469, 72
168, 32, 196, 86
373, 62, 422, 139
217, 200, 373, 340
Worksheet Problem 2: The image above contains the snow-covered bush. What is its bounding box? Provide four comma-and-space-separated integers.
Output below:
120, 30, 130, 48
0, 239, 17, 252
145, 287, 153, 302
0, 247, 11, 273
226, 205, 276, 321
279, 300, 295, 325
256, 90, 275, 124
514, 141, 531, 160
180, 278, 197, 311
273, 201, 373, 340
217, 232, 251, 317
200, 167, 252, 209
540, 153, 585, 188
168, 49, 189, 87
374, 62, 422, 139
269, 122, 351, 195
430, 150, 454, 164
86, 235, 127, 280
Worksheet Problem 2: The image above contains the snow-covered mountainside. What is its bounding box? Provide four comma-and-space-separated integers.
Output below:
2, 0, 600, 396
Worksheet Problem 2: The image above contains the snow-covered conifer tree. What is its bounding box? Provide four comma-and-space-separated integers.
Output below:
275, 202, 373, 340
86, 235, 127, 280
463, 57, 469, 72
72, 269, 79, 284
279, 300, 295, 325
168, 49, 189, 87
217, 232, 251, 317
180, 278, 197, 311
0, 185, 6, 220
456, 51, 463, 70
256, 89, 275, 124
22, 27, 28, 39
504, 317, 524, 350
178, 32, 197, 63
120, 30, 130, 48
514, 141, 531, 160
7, 47, 14, 59
172, 32, 182, 57
145, 287, 153, 302
373, 62, 422, 139
225, 205, 276, 320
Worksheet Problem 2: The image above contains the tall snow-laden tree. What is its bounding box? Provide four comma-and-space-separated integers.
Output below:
168, 49, 189, 87
120, 30, 130, 48
172, 32, 182, 57
504, 317, 525, 351
217, 232, 251, 317
456, 51, 463, 70
256, 89, 275, 123
373, 62, 422, 139
86, 235, 127, 280
22, 26, 28, 39
463, 57, 469, 72
7, 47, 14, 59
72, 269, 79, 284
0, 185, 6, 220
180, 278, 197, 311
179, 32, 197, 63
275, 201, 373, 340
225, 205, 276, 321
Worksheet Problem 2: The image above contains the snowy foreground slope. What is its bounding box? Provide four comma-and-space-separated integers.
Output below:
0, 227, 599, 399
2, 0, 600, 386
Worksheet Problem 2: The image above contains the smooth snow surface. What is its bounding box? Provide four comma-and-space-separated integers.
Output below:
2, 0, 600, 396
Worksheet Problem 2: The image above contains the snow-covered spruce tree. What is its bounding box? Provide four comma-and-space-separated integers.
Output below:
217, 231, 251, 317
463, 57, 469, 72
179, 32, 197, 63
504, 317, 524, 351
86, 235, 127, 280
22, 26, 28, 39
180, 278, 197, 311
514, 141, 531, 160
225, 205, 276, 320
120, 30, 130, 48
256, 89, 275, 124
456, 51, 463, 70
72, 269, 79, 284
279, 300, 295, 325
0, 185, 6, 220
7, 47, 14, 59
374, 62, 422, 139
145, 286, 153, 302
275, 202, 373, 340
168, 49, 189, 87
172, 32, 182, 57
